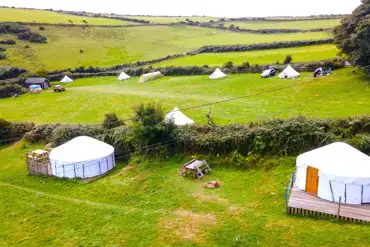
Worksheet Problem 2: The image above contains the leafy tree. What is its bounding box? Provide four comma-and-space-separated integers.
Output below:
82, 20, 88, 25
229, 24, 235, 29
36, 69, 48, 77
284, 55, 293, 64
334, 0, 370, 73
218, 23, 224, 28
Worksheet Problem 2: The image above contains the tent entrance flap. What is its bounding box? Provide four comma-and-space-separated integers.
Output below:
305, 166, 319, 196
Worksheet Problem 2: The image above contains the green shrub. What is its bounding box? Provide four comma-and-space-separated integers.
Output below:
284, 55, 293, 64
0, 84, 27, 98
0, 39, 16, 45
0, 118, 34, 142
0, 53, 6, 60
103, 113, 122, 129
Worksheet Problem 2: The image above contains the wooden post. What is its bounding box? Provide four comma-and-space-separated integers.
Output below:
337, 196, 342, 220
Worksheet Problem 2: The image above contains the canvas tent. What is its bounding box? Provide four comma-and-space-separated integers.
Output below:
209, 68, 226, 80
261, 66, 276, 78
294, 142, 370, 205
278, 65, 300, 79
49, 136, 115, 179
60, 75, 73, 83
117, 71, 130, 80
139, 71, 163, 83
165, 107, 194, 126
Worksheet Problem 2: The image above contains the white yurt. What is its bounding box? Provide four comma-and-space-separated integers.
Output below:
49, 136, 115, 179
117, 71, 130, 80
294, 142, 370, 205
139, 71, 163, 83
278, 65, 300, 79
60, 75, 73, 83
209, 68, 227, 80
165, 107, 194, 126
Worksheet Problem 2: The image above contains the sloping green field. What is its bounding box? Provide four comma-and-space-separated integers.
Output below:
1, 142, 370, 246
123, 15, 218, 24
214, 19, 341, 30
0, 25, 333, 71
154, 44, 340, 67
0, 8, 137, 26
0, 68, 368, 125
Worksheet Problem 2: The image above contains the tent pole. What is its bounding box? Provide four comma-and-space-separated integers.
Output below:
329, 181, 335, 202
337, 196, 342, 220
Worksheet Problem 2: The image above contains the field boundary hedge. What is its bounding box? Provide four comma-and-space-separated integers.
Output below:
23, 116, 370, 160
0, 21, 166, 28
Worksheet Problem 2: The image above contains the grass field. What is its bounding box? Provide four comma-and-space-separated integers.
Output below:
123, 15, 218, 24
0, 25, 333, 71
0, 8, 138, 26
214, 19, 341, 30
1, 141, 370, 246
154, 44, 340, 67
0, 68, 368, 125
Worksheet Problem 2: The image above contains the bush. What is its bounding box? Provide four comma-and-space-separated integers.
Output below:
39, 26, 45, 31
0, 84, 27, 98
224, 61, 234, 69
284, 55, 293, 64
103, 113, 122, 129
0, 39, 16, 45
0, 118, 34, 141
17, 31, 47, 43
36, 69, 48, 78
0, 53, 5, 60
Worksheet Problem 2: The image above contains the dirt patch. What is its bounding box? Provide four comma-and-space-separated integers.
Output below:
193, 186, 229, 205
158, 210, 216, 244
120, 165, 136, 176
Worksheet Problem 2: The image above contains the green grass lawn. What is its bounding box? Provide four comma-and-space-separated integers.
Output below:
0, 68, 368, 125
1, 142, 370, 246
215, 19, 341, 30
0, 25, 333, 71
123, 15, 218, 24
0, 8, 137, 26
154, 44, 340, 67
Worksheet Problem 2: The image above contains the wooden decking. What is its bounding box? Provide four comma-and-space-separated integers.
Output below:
287, 188, 370, 223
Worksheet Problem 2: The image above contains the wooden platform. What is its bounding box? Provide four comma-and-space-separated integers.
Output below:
287, 188, 370, 223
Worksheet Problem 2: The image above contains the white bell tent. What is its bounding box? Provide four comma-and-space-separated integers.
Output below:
209, 68, 226, 80
165, 107, 194, 126
60, 75, 73, 83
139, 71, 163, 83
294, 142, 370, 205
117, 71, 130, 80
49, 136, 115, 179
278, 65, 300, 79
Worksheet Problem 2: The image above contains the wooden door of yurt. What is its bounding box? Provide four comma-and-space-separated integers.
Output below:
305, 166, 319, 196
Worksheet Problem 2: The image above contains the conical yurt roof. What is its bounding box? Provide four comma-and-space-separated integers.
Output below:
60, 75, 73, 83
209, 68, 227, 79
49, 136, 114, 163
165, 107, 194, 126
117, 71, 130, 80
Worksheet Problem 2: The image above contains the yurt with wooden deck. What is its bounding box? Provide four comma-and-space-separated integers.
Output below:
294, 142, 370, 205
49, 136, 115, 179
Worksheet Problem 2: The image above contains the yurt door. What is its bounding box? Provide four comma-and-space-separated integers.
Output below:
305, 166, 319, 196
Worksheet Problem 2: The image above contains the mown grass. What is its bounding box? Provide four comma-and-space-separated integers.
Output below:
0, 8, 137, 26
1, 142, 370, 246
154, 44, 340, 67
215, 19, 341, 30
0, 68, 368, 125
123, 15, 218, 24
0, 25, 333, 71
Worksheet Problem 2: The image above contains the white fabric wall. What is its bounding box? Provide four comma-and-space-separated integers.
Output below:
51, 153, 115, 179
295, 165, 370, 204
363, 186, 370, 203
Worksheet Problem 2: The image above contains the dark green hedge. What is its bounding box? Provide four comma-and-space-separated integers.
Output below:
0, 84, 27, 98
0, 118, 34, 143
24, 116, 370, 158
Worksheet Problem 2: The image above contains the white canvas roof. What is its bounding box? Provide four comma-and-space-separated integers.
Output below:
278, 65, 300, 79
261, 69, 271, 77
50, 136, 114, 164
117, 71, 130, 80
209, 68, 226, 80
165, 107, 194, 126
296, 142, 370, 184
60, 75, 73, 83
